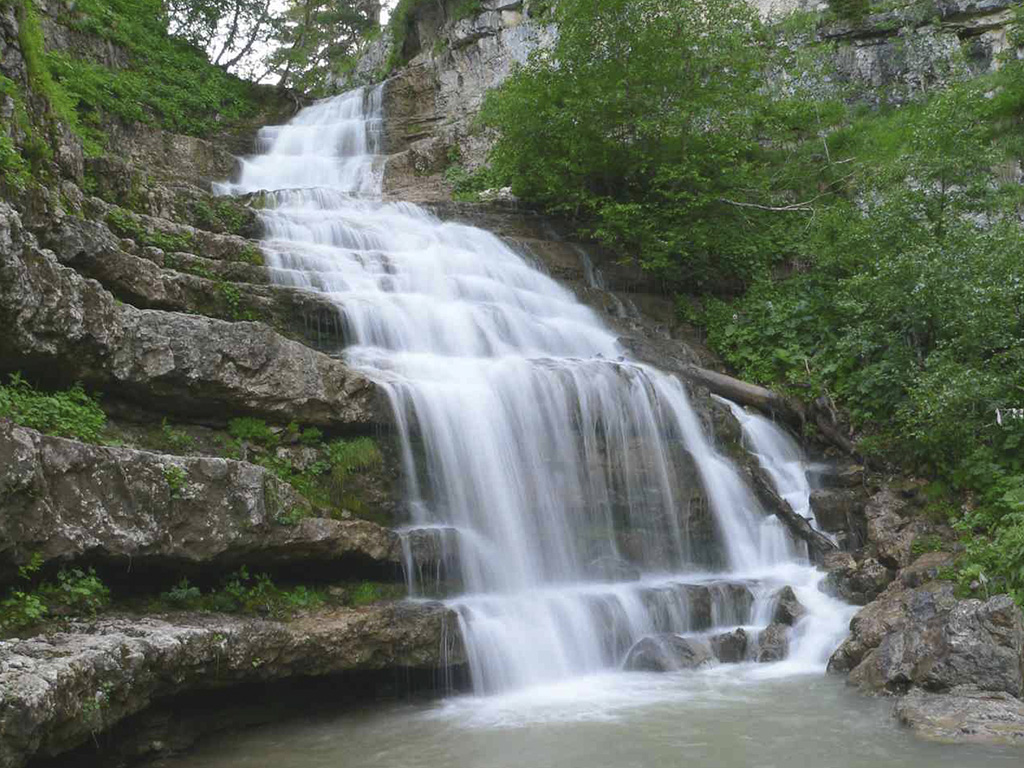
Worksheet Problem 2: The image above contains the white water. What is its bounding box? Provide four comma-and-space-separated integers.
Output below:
221, 86, 854, 699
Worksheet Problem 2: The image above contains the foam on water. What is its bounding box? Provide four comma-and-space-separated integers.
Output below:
222, 85, 854, 700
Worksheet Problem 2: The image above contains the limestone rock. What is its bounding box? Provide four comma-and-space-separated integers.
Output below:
756, 623, 790, 662
0, 603, 463, 768
0, 202, 385, 429
893, 686, 1024, 745
831, 579, 1024, 699
822, 552, 895, 606
623, 634, 713, 672
0, 421, 407, 583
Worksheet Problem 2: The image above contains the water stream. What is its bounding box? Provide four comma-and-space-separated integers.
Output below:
198, 86, 1007, 765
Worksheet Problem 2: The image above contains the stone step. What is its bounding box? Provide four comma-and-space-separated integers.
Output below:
0, 421, 406, 586
0, 202, 386, 430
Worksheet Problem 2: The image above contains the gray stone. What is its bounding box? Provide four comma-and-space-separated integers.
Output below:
756, 623, 790, 662
822, 552, 895, 606
771, 586, 807, 626
623, 634, 713, 673
0, 203, 385, 429
831, 579, 1024, 699
0, 421, 408, 582
709, 628, 748, 663
894, 686, 1024, 745
0, 603, 463, 768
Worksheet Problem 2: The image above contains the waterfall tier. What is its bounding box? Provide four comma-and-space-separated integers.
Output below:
221, 86, 852, 695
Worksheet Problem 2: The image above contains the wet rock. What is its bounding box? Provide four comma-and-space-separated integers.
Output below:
822, 552, 895, 606
828, 580, 957, 676
893, 686, 1024, 745
864, 488, 937, 571
831, 579, 1024, 699
809, 488, 867, 543
0, 421, 407, 583
0, 203, 384, 429
756, 623, 790, 662
810, 462, 865, 489
623, 634, 713, 672
771, 586, 807, 627
0, 603, 463, 768
709, 628, 748, 663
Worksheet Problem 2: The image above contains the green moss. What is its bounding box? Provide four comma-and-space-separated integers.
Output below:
106, 207, 196, 252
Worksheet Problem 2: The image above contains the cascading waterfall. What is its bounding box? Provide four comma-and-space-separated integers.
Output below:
220, 86, 853, 696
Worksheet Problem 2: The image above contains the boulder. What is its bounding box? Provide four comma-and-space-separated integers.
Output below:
623, 634, 713, 672
709, 628, 748, 663
822, 552, 895, 606
771, 586, 807, 626
893, 686, 1024, 745
756, 623, 790, 662
0, 203, 384, 429
831, 579, 1024, 699
0, 421, 409, 583
809, 488, 867, 542
0, 603, 463, 768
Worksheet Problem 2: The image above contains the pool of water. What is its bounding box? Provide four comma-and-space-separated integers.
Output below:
162, 668, 1018, 768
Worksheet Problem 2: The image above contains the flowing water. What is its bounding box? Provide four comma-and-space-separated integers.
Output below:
201, 87, 1012, 766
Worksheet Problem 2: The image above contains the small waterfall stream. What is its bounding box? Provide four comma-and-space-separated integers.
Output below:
220, 86, 853, 698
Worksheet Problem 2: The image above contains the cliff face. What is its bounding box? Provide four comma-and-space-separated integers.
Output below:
358, 0, 1019, 203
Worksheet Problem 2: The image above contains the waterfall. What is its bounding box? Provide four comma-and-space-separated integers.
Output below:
220, 86, 852, 695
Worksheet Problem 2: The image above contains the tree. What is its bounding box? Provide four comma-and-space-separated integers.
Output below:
268, 0, 380, 93
164, 0, 277, 78
479, 0, 797, 287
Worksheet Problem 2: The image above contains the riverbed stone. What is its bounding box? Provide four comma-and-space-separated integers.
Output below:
623, 634, 713, 672
756, 623, 790, 662
893, 686, 1024, 745
771, 586, 807, 627
709, 628, 748, 663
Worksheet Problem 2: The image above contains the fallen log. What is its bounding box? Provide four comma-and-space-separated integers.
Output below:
678, 365, 855, 456
750, 468, 838, 564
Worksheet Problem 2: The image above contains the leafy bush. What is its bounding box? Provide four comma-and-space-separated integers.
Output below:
157, 567, 325, 617
1, 557, 111, 633
0, 373, 106, 443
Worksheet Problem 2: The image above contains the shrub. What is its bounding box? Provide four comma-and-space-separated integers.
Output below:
0, 373, 106, 443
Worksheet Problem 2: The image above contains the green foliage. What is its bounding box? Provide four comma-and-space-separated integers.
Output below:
16, 0, 80, 136
479, 0, 839, 288
344, 581, 405, 607
106, 207, 196, 252
451, 0, 482, 22
1, 558, 110, 633
164, 465, 189, 497
228, 416, 280, 448
0, 374, 106, 442
225, 418, 382, 519
829, 0, 869, 21
0, 135, 30, 191
159, 418, 196, 454
697, 62, 1024, 602
47, 0, 264, 143
268, 0, 378, 95
443, 154, 504, 202
156, 567, 325, 617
